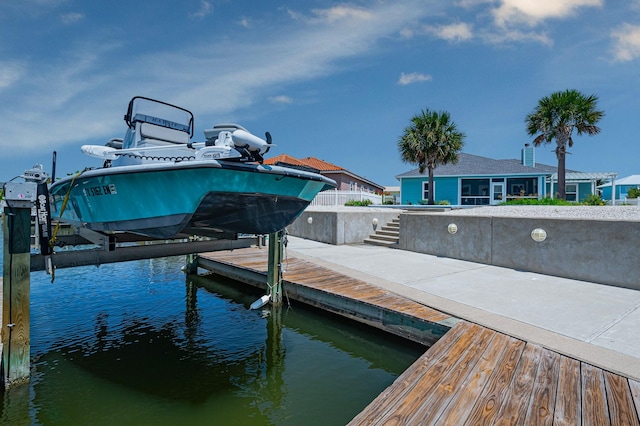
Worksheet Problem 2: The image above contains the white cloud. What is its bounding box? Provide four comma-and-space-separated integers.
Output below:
60, 12, 84, 24
269, 95, 293, 104
190, 1, 212, 19
481, 28, 552, 45
612, 23, 640, 62
427, 22, 474, 42
310, 5, 373, 24
492, 0, 603, 27
398, 72, 433, 85
0, 62, 24, 90
0, 0, 437, 152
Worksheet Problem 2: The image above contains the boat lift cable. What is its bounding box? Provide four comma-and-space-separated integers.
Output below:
49, 170, 84, 282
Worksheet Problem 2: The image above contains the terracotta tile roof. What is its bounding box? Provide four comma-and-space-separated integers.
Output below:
299, 157, 343, 172
263, 154, 308, 167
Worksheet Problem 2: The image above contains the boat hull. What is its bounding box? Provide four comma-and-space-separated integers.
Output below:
49, 161, 334, 238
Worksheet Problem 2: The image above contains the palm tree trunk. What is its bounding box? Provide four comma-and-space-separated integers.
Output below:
428, 166, 435, 205
557, 146, 566, 200
556, 128, 570, 200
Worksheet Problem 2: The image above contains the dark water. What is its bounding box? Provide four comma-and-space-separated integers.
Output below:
0, 226, 424, 425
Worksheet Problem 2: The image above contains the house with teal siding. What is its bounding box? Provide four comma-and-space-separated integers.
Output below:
396, 145, 614, 205
597, 175, 640, 203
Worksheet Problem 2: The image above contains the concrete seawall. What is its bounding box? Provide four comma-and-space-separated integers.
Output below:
401, 212, 640, 290
288, 206, 640, 291
287, 207, 401, 245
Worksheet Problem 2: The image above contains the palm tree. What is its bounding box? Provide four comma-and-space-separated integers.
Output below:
525, 89, 604, 200
398, 109, 465, 205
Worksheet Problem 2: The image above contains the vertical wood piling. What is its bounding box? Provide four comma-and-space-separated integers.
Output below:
2, 205, 32, 388
266, 230, 285, 306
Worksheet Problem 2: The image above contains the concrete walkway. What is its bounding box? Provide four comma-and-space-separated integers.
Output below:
285, 236, 640, 381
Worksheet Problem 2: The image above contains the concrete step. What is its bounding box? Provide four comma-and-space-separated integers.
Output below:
363, 238, 399, 248
367, 233, 399, 243
365, 215, 401, 246
376, 229, 399, 237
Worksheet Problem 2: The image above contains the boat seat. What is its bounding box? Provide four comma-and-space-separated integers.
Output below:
140, 122, 190, 144
105, 138, 123, 149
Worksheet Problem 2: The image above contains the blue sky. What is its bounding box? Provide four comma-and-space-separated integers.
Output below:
1, 0, 639, 186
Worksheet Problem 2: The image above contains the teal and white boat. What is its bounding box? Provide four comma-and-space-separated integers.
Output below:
49, 97, 335, 238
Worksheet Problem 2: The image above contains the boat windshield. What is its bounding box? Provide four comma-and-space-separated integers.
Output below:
124, 96, 194, 137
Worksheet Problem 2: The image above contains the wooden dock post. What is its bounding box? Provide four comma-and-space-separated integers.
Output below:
266, 230, 285, 306
2, 203, 32, 388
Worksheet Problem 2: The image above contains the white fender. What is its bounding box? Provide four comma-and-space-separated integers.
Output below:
249, 294, 270, 310
81, 145, 119, 160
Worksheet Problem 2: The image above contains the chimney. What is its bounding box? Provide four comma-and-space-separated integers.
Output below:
521, 143, 535, 167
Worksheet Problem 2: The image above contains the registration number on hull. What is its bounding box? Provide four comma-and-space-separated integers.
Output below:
83, 184, 118, 197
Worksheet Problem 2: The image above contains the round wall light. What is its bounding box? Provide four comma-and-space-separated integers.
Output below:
531, 228, 547, 242
447, 223, 458, 234
307, 217, 313, 224
372, 218, 379, 226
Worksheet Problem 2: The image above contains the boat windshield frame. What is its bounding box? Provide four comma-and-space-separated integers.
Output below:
124, 96, 194, 138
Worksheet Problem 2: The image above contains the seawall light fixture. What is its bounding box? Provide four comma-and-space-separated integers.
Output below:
307, 217, 313, 224
531, 228, 547, 242
448, 223, 458, 234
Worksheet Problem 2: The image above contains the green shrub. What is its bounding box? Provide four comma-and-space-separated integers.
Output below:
344, 199, 372, 207
581, 194, 606, 206
503, 197, 576, 206
627, 188, 640, 199
437, 200, 451, 205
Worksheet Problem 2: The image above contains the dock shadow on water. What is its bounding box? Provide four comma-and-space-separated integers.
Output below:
0, 245, 425, 425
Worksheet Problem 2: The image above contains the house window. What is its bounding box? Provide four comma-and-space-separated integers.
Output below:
422, 181, 435, 201
506, 178, 538, 199
566, 184, 577, 201
460, 179, 490, 205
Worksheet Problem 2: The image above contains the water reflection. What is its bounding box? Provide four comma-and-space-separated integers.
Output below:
0, 237, 424, 425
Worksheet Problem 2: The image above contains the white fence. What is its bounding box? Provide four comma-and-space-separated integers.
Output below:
311, 189, 383, 206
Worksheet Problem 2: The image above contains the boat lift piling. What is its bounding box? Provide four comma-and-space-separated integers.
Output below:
266, 230, 286, 307
1, 168, 47, 389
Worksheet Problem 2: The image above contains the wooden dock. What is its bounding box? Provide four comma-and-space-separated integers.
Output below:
199, 247, 640, 425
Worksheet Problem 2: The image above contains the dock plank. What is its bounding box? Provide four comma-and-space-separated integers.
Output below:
523, 348, 560, 425
631, 380, 640, 421
582, 363, 611, 426
436, 333, 523, 425
552, 356, 582, 425
491, 343, 542, 425
604, 371, 640, 426
462, 337, 526, 426
404, 327, 497, 424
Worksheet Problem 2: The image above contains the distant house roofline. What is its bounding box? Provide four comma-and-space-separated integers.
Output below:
394, 152, 610, 180
264, 154, 385, 191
